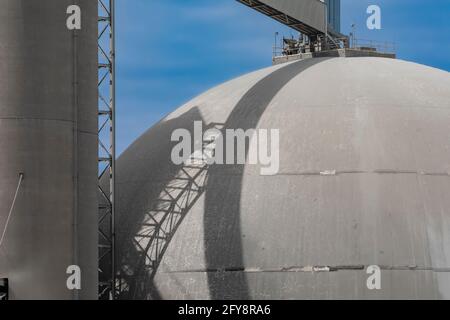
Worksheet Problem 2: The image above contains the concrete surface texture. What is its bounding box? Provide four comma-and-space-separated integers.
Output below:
115, 57, 450, 300
0, 0, 98, 299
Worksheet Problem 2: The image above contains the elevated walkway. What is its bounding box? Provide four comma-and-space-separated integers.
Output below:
237, 0, 349, 51
237, 0, 327, 36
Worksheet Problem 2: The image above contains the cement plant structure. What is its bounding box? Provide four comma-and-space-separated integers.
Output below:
1, 0, 450, 301
0, 0, 116, 300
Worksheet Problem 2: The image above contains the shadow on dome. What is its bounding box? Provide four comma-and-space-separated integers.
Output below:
203, 57, 329, 299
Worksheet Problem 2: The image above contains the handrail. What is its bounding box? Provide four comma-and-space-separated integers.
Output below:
273, 36, 396, 59
352, 38, 396, 53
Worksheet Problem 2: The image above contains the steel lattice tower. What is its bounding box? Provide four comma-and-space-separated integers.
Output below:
98, 0, 116, 300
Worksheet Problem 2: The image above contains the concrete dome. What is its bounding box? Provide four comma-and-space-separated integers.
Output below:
115, 57, 450, 299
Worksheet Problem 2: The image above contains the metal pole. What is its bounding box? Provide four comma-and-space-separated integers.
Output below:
274, 32, 278, 57
325, 2, 328, 50
109, 0, 116, 300
351, 23, 356, 48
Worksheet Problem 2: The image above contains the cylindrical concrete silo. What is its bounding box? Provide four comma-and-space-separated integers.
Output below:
0, 0, 98, 299
326, 0, 341, 33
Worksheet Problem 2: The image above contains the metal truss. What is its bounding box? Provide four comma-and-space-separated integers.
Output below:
237, 0, 349, 52
98, 0, 116, 300
236, 0, 321, 36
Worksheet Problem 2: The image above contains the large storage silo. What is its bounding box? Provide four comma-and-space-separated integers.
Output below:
115, 57, 450, 300
0, 0, 98, 299
326, 0, 340, 32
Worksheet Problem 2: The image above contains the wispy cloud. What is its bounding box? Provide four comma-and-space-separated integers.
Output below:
115, 0, 450, 155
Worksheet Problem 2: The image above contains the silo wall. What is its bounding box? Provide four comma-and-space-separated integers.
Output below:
326, 0, 341, 33
0, 0, 98, 299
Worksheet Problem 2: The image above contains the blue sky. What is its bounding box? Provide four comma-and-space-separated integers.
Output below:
116, 0, 450, 154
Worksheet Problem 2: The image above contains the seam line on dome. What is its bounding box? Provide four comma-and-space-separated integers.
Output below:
115, 169, 450, 185
164, 265, 450, 274
277, 170, 450, 177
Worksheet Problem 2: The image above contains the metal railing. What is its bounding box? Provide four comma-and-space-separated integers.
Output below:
272, 39, 345, 59
273, 37, 396, 59
352, 38, 396, 53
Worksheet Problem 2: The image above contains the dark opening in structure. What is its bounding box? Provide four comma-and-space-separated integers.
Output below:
0, 278, 8, 300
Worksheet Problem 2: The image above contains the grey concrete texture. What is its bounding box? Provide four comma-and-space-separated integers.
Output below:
115, 57, 450, 300
0, 0, 98, 299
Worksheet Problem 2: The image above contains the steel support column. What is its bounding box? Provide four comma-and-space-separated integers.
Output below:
98, 0, 116, 300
